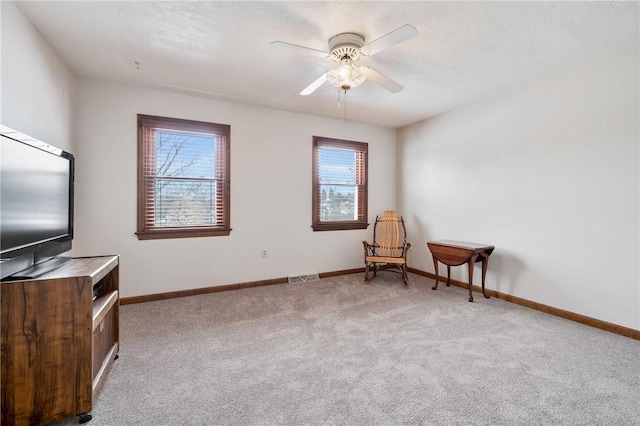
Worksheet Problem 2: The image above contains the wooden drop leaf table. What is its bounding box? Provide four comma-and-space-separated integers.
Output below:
427, 240, 495, 302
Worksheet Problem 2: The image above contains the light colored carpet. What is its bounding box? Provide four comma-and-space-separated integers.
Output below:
53, 272, 639, 425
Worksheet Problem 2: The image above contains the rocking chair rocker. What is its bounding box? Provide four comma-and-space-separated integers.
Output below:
362, 211, 411, 285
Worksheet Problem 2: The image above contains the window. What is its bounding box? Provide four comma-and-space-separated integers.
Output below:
137, 115, 230, 240
312, 136, 368, 231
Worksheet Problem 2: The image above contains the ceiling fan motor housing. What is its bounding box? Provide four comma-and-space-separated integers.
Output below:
328, 33, 365, 62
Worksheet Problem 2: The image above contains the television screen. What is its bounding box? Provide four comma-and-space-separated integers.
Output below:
0, 127, 74, 279
1, 138, 71, 254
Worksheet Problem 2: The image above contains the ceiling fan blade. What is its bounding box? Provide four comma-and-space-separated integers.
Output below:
270, 41, 329, 58
300, 73, 328, 95
360, 24, 419, 57
361, 67, 403, 93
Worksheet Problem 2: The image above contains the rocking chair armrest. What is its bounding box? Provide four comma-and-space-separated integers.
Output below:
363, 241, 377, 255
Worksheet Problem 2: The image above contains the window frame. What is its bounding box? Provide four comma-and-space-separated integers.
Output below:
312, 136, 368, 232
136, 114, 231, 240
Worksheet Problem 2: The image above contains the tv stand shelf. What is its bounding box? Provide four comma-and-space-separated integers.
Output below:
1, 255, 120, 426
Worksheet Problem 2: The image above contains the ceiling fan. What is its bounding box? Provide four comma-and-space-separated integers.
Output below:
271, 24, 419, 96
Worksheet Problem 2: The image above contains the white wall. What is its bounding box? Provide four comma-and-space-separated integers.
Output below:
0, 1, 76, 151
74, 80, 396, 298
397, 48, 639, 330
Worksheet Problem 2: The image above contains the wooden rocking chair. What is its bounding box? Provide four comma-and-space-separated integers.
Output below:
362, 211, 411, 285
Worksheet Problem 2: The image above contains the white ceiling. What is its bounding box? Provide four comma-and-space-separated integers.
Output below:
15, 1, 639, 129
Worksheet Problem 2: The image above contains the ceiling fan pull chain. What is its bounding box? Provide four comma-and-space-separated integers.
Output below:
344, 89, 347, 124
337, 88, 341, 108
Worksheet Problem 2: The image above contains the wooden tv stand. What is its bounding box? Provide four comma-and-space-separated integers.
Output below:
1, 255, 120, 425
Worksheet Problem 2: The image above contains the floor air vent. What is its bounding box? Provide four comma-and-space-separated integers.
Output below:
288, 273, 319, 284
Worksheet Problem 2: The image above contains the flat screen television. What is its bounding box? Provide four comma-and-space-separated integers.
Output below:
0, 125, 74, 280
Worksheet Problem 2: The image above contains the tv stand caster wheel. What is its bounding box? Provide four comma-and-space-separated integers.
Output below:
115, 354, 119, 360
78, 413, 92, 424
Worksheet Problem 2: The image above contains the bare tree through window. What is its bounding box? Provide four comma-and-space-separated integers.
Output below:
153, 131, 217, 227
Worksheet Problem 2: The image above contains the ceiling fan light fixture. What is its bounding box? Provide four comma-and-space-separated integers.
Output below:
326, 58, 366, 91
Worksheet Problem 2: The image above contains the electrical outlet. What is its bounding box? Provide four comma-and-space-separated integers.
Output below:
261, 249, 268, 258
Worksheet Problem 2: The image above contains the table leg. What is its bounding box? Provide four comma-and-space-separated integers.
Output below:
481, 254, 490, 299
467, 254, 479, 302
446, 265, 451, 286
431, 255, 439, 290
